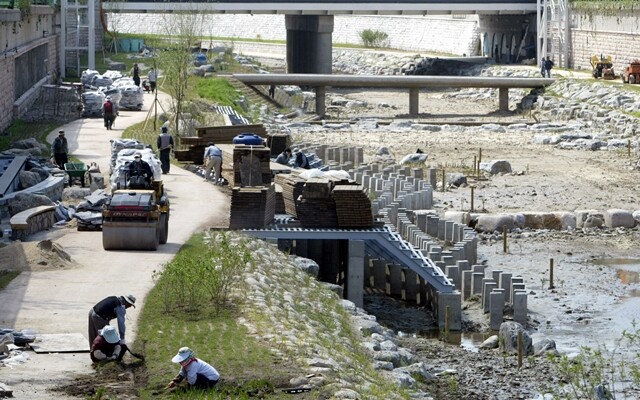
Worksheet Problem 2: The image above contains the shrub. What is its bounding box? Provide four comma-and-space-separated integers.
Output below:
359, 29, 389, 48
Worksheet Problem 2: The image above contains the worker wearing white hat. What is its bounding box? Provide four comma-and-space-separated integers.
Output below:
90, 325, 123, 363
166, 347, 220, 390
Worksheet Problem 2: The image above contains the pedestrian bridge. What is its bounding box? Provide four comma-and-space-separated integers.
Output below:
234, 73, 555, 116
243, 226, 461, 329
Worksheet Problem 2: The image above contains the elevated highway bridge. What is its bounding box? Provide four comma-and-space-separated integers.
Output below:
65, 0, 551, 77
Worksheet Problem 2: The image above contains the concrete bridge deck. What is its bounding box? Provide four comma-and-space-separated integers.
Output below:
233, 73, 555, 116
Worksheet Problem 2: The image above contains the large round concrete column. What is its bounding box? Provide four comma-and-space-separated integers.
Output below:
285, 15, 334, 74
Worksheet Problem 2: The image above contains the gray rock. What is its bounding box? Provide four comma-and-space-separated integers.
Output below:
499, 321, 533, 356
292, 256, 320, 277
8, 192, 54, 216
479, 335, 499, 349
480, 160, 511, 175
605, 209, 635, 228
18, 170, 43, 189
476, 213, 514, 233
533, 338, 558, 356
447, 172, 467, 187
333, 389, 360, 399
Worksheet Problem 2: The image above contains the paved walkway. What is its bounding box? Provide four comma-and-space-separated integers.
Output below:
0, 91, 229, 398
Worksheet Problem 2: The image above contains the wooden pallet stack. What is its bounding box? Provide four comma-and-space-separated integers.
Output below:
175, 124, 268, 164
231, 145, 272, 187
273, 173, 306, 217
229, 185, 276, 229
332, 184, 374, 228
296, 178, 338, 228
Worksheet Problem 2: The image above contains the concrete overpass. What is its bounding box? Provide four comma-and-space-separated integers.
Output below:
234, 73, 555, 116
98, 0, 539, 75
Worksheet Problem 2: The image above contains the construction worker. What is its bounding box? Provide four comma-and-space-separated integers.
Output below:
166, 347, 220, 391
90, 325, 123, 363
203, 142, 223, 184
88, 294, 136, 347
51, 130, 68, 168
102, 96, 117, 130
157, 126, 174, 174
148, 68, 157, 93
128, 152, 154, 188
275, 148, 292, 166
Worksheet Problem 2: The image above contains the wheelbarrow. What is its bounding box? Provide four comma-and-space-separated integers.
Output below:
64, 162, 88, 187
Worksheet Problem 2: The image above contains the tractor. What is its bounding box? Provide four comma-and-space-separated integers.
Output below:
591, 55, 616, 80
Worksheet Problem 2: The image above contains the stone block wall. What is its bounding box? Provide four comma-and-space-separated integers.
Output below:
0, 6, 57, 132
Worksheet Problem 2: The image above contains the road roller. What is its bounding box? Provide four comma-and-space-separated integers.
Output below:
102, 178, 170, 251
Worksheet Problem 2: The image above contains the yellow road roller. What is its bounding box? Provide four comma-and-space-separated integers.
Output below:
102, 178, 169, 251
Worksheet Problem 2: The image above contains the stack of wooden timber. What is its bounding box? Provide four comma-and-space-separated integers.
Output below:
229, 185, 276, 229
296, 178, 337, 228
175, 124, 268, 164
332, 184, 374, 228
231, 145, 272, 187
296, 178, 374, 229
274, 173, 306, 217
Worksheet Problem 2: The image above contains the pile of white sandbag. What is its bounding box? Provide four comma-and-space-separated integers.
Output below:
81, 91, 106, 117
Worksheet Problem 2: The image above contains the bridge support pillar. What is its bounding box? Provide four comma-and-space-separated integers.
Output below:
346, 240, 364, 308
498, 87, 509, 111
437, 291, 461, 330
316, 86, 326, 116
285, 15, 334, 74
409, 88, 419, 116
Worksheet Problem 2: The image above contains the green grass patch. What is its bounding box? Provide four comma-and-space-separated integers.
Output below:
194, 77, 243, 114
0, 270, 20, 291
135, 234, 299, 400
0, 120, 59, 153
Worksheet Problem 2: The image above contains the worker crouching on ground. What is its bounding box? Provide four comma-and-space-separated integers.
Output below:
275, 147, 292, 165
166, 347, 220, 391
294, 150, 310, 169
90, 325, 123, 363
88, 294, 136, 347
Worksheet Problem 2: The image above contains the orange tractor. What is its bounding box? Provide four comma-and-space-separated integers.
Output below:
621, 60, 640, 84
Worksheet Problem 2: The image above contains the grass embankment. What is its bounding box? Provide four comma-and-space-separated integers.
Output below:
0, 271, 20, 291
131, 231, 412, 399
135, 233, 304, 399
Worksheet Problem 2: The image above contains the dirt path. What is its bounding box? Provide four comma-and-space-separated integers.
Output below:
0, 92, 229, 399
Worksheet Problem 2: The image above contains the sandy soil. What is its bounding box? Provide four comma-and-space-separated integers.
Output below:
295, 86, 640, 354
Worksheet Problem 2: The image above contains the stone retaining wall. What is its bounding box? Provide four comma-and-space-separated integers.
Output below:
10, 205, 57, 241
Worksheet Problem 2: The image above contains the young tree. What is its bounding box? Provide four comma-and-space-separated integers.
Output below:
157, 8, 206, 135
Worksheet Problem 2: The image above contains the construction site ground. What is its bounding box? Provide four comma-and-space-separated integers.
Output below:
1, 55, 640, 398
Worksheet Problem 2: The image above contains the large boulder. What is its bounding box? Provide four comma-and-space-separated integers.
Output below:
575, 209, 602, 228
499, 321, 533, 356
476, 213, 514, 233
18, 170, 43, 190
605, 209, 635, 228
480, 160, 512, 175
521, 212, 567, 230
8, 193, 55, 216
444, 211, 471, 225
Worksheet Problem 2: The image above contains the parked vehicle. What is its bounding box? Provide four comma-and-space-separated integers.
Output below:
621, 60, 640, 84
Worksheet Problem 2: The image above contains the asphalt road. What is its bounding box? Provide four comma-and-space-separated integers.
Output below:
0, 90, 229, 398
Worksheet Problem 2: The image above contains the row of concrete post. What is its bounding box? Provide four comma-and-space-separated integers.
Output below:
278, 144, 528, 330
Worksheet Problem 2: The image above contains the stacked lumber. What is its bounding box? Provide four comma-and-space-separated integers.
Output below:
176, 124, 270, 164
274, 173, 306, 217
274, 184, 286, 214
266, 133, 290, 157
229, 185, 276, 229
332, 184, 374, 228
194, 124, 268, 144
232, 145, 272, 187
296, 178, 338, 228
